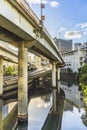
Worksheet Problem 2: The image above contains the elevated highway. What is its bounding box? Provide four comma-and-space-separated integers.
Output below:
0, 0, 64, 64
0, 0, 64, 121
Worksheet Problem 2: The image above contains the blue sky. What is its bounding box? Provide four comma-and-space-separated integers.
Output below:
26, 0, 87, 44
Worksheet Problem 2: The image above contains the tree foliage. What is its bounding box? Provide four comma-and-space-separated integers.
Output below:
80, 64, 87, 74
4, 66, 18, 76
79, 64, 87, 104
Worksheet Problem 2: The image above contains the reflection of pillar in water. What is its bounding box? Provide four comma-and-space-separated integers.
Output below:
52, 90, 57, 112
0, 100, 3, 130
57, 67, 60, 94
78, 91, 81, 113
41, 93, 65, 130
52, 62, 56, 112
18, 121, 28, 130
39, 77, 43, 85
0, 58, 3, 96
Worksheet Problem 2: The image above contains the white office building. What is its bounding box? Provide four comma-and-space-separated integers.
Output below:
61, 49, 87, 72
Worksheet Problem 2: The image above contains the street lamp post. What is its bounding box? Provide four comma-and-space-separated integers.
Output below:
41, 0, 42, 20
39, 0, 45, 27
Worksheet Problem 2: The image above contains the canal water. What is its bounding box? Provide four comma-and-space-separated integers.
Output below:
0, 80, 87, 130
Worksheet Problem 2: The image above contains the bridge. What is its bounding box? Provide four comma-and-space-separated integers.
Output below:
0, 0, 64, 121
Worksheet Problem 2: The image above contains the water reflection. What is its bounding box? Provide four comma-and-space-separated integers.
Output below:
0, 79, 87, 130
18, 121, 28, 130
61, 80, 87, 130
28, 94, 52, 130
0, 99, 17, 130
0, 100, 3, 130
61, 81, 85, 109
41, 91, 65, 130
81, 105, 87, 126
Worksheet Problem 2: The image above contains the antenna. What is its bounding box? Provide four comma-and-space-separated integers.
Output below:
59, 31, 61, 39
39, 0, 45, 27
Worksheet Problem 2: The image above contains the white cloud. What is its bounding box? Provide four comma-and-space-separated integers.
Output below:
83, 31, 86, 35
85, 28, 87, 31
64, 30, 82, 39
76, 22, 87, 28
26, 0, 48, 4
59, 27, 66, 31
50, 1, 60, 8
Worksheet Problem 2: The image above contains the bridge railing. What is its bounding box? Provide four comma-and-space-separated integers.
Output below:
16, 0, 39, 25
43, 27, 61, 54
16, 0, 56, 46
43, 27, 56, 45
9, 0, 60, 55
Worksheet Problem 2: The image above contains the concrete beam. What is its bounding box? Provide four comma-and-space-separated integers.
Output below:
24, 40, 37, 48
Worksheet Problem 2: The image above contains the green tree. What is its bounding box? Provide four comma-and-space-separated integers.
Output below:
4, 66, 17, 76
79, 64, 87, 104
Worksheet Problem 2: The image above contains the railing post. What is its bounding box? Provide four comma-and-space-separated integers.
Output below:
18, 42, 28, 122
52, 61, 56, 112
0, 58, 3, 97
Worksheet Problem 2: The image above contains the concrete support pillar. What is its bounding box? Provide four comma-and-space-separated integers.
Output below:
52, 62, 56, 87
57, 67, 60, 94
18, 42, 28, 121
52, 62, 56, 112
0, 58, 3, 96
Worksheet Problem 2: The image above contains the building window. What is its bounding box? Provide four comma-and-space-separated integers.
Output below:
80, 62, 83, 66
80, 57, 82, 60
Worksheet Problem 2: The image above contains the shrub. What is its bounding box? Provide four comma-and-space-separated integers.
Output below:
4, 66, 17, 76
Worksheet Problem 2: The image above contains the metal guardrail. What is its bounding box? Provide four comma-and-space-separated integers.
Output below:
4, 75, 18, 81
3, 69, 51, 85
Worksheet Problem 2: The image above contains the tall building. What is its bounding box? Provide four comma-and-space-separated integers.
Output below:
81, 42, 87, 50
74, 42, 87, 50
54, 37, 73, 54
74, 43, 82, 50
